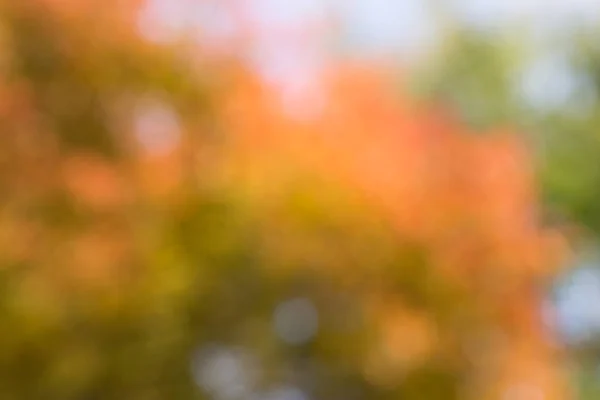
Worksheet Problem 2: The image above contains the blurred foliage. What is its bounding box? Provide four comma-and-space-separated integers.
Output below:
411, 28, 524, 130
412, 21, 600, 399
0, 1, 572, 400
412, 25, 600, 235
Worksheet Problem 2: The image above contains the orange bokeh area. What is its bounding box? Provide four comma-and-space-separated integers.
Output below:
0, 1, 580, 399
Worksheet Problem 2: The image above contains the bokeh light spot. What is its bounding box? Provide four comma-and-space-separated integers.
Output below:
273, 298, 319, 345
191, 345, 258, 400
133, 97, 181, 155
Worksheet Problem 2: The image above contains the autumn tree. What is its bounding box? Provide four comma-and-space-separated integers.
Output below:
0, 1, 569, 399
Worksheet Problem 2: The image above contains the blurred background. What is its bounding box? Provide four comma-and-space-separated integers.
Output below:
2, 0, 600, 398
